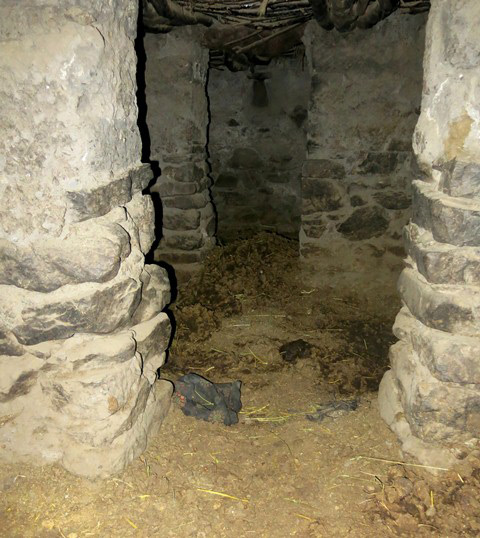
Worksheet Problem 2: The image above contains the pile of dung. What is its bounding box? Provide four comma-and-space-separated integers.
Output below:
172, 232, 298, 343
368, 455, 480, 536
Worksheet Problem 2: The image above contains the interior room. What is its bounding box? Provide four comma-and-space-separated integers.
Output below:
1, 1, 479, 535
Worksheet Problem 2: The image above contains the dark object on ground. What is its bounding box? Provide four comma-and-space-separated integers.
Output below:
306, 399, 358, 422
279, 339, 313, 362
175, 373, 242, 426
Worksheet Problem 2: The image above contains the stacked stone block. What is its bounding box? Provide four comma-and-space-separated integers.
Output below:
379, 0, 480, 467
0, 1, 172, 478
145, 28, 215, 270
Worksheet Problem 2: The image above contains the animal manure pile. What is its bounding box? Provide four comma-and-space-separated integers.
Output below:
170, 232, 298, 344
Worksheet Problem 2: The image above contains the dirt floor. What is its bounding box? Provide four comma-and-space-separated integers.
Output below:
1, 233, 480, 537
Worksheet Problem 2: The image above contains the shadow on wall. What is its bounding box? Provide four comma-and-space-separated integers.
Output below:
207, 55, 310, 243
135, 6, 163, 262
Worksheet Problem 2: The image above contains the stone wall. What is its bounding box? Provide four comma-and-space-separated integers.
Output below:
301, 12, 426, 295
0, 0, 172, 478
379, 0, 480, 467
208, 55, 310, 241
145, 28, 215, 270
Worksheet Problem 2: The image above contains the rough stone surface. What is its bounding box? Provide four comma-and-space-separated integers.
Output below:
405, 223, 480, 286
380, 0, 480, 467
0, 220, 131, 292
132, 265, 171, 325
440, 160, 480, 199
393, 307, 480, 385
302, 179, 345, 214
145, 28, 215, 263
163, 208, 201, 231
398, 267, 480, 337
300, 12, 426, 295
0, 1, 172, 478
379, 372, 458, 469
337, 206, 389, 240
412, 180, 480, 247
413, 0, 480, 173
390, 341, 480, 444
208, 56, 310, 240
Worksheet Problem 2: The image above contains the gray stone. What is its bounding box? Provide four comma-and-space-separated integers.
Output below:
302, 159, 345, 179
123, 193, 156, 256
151, 180, 197, 197
439, 159, 480, 199
161, 162, 207, 184
162, 230, 204, 250
412, 180, 480, 247
163, 208, 201, 231
387, 139, 413, 152
413, 0, 480, 172
374, 191, 411, 210
356, 152, 399, 174
0, 328, 24, 356
350, 195, 366, 207
337, 206, 389, 240
56, 331, 137, 370
302, 179, 344, 214
0, 221, 131, 293
130, 164, 154, 193
289, 105, 308, 128
214, 173, 238, 190
131, 313, 171, 384
200, 203, 216, 237
131, 265, 171, 325
302, 219, 326, 239
379, 370, 458, 469
405, 223, 480, 285
2, 273, 143, 346
228, 147, 262, 169
393, 306, 480, 385
0, 354, 45, 402
390, 340, 480, 444
154, 247, 205, 265
61, 380, 172, 478
398, 267, 480, 337
66, 165, 151, 223
0, 1, 171, 479
162, 192, 210, 210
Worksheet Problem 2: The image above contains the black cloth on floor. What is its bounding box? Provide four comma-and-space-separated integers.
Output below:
175, 373, 242, 426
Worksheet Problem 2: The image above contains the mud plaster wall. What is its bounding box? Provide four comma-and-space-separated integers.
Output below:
301, 12, 427, 295
208, 56, 310, 241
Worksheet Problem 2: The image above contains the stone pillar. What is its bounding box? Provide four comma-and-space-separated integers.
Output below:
0, 1, 172, 478
379, 0, 480, 467
145, 28, 215, 271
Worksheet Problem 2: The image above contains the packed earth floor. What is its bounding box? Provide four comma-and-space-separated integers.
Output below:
1, 233, 480, 537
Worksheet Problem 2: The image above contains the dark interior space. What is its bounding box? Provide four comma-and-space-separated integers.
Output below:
1, 1, 480, 536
